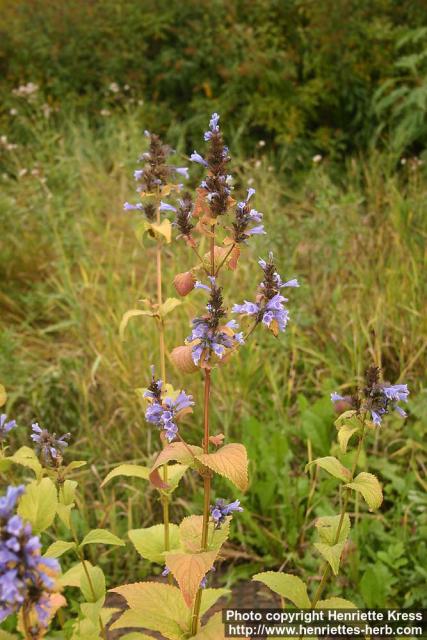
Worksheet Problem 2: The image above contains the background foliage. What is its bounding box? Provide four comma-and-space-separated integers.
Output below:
0, 0, 426, 613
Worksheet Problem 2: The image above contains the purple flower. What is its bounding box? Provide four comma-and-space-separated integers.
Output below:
232, 188, 266, 242
0, 414, 16, 441
123, 202, 143, 211
210, 499, 243, 529
204, 112, 220, 141
175, 167, 189, 179
144, 371, 194, 442
331, 392, 344, 402
0, 486, 60, 626
232, 254, 298, 335
159, 201, 177, 213
190, 151, 208, 167
187, 278, 244, 365
31, 423, 71, 467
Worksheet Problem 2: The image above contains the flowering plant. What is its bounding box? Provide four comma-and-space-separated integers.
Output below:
254, 365, 409, 611
107, 113, 298, 638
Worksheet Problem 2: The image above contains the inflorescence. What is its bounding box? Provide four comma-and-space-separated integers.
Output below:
31, 423, 71, 468
0, 485, 60, 631
144, 367, 194, 442
331, 365, 409, 425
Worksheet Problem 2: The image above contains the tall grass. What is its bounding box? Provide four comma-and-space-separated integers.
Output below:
0, 111, 425, 596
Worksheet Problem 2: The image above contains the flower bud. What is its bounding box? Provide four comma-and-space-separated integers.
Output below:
173, 271, 195, 297
171, 345, 198, 373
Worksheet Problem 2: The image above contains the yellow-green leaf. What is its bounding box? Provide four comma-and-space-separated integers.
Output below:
316, 514, 350, 545
101, 463, 150, 487
56, 503, 74, 529
306, 456, 351, 482
200, 588, 230, 617
63, 460, 87, 474
120, 634, 153, 640
80, 528, 124, 548
0, 384, 6, 407
151, 219, 172, 243
193, 612, 225, 639
120, 309, 155, 339
196, 443, 248, 491
80, 565, 106, 603
44, 540, 76, 558
0, 632, 18, 640
179, 515, 229, 553
60, 479, 78, 505
159, 297, 182, 317
60, 562, 88, 588
165, 549, 218, 607
316, 597, 357, 609
252, 572, 310, 608
346, 472, 383, 511
166, 464, 189, 492
110, 582, 188, 640
18, 477, 58, 534
337, 423, 360, 453
149, 442, 202, 488
128, 524, 180, 563
9, 446, 42, 477
314, 541, 345, 575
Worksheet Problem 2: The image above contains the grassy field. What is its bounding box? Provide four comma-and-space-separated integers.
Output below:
1, 110, 426, 606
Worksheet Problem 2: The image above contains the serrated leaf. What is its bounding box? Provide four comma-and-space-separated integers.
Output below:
57, 503, 74, 529
253, 572, 310, 608
196, 443, 248, 491
151, 219, 172, 243
316, 597, 357, 609
337, 423, 360, 453
63, 460, 87, 474
0, 384, 6, 407
159, 297, 182, 317
179, 515, 229, 553
9, 446, 42, 477
166, 463, 189, 492
128, 524, 180, 563
165, 549, 218, 607
80, 565, 106, 602
306, 456, 351, 482
44, 540, 76, 558
80, 528, 125, 548
18, 477, 58, 534
200, 588, 230, 617
110, 582, 188, 640
316, 514, 350, 545
314, 541, 345, 575
101, 463, 150, 487
120, 309, 155, 339
149, 442, 202, 489
60, 479, 78, 505
193, 612, 225, 639
346, 472, 383, 511
60, 562, 88, 587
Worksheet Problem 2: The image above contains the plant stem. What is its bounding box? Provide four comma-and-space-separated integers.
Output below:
214, 242, 236, 276
191, 230, 215, 636
22, 604, 32, 639
310, 420, 367, 608
155, 193, 171, 572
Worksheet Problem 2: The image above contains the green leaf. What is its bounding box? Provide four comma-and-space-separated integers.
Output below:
314, 541, 345, 575
110, 582, 188, 640
316, 597, 357, 609
193, 612, 225, 639
18, 477, 58, 534
60, 562, 87, 588
57, 503, 74, 529
80, 597, 104, 622
0, 632, 18, 640
159, 297, 182, 317
80, 565, 106, 603
179, 515, 229, 553
346, 472, 383, 511
252, 572, 310, 608
128, 524, 180, 563
0, 384, 6, 407
80, 528, 125, 548
9, 446, 42, 477
44, 540, 76, 558
305, 456, 351, 482
166, 463, 188, 492
120, 309, 155, 339
101, 463, 150, 487
316, 514, 350, 545
120, 634, 154, 640
60, 479, 78, 505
